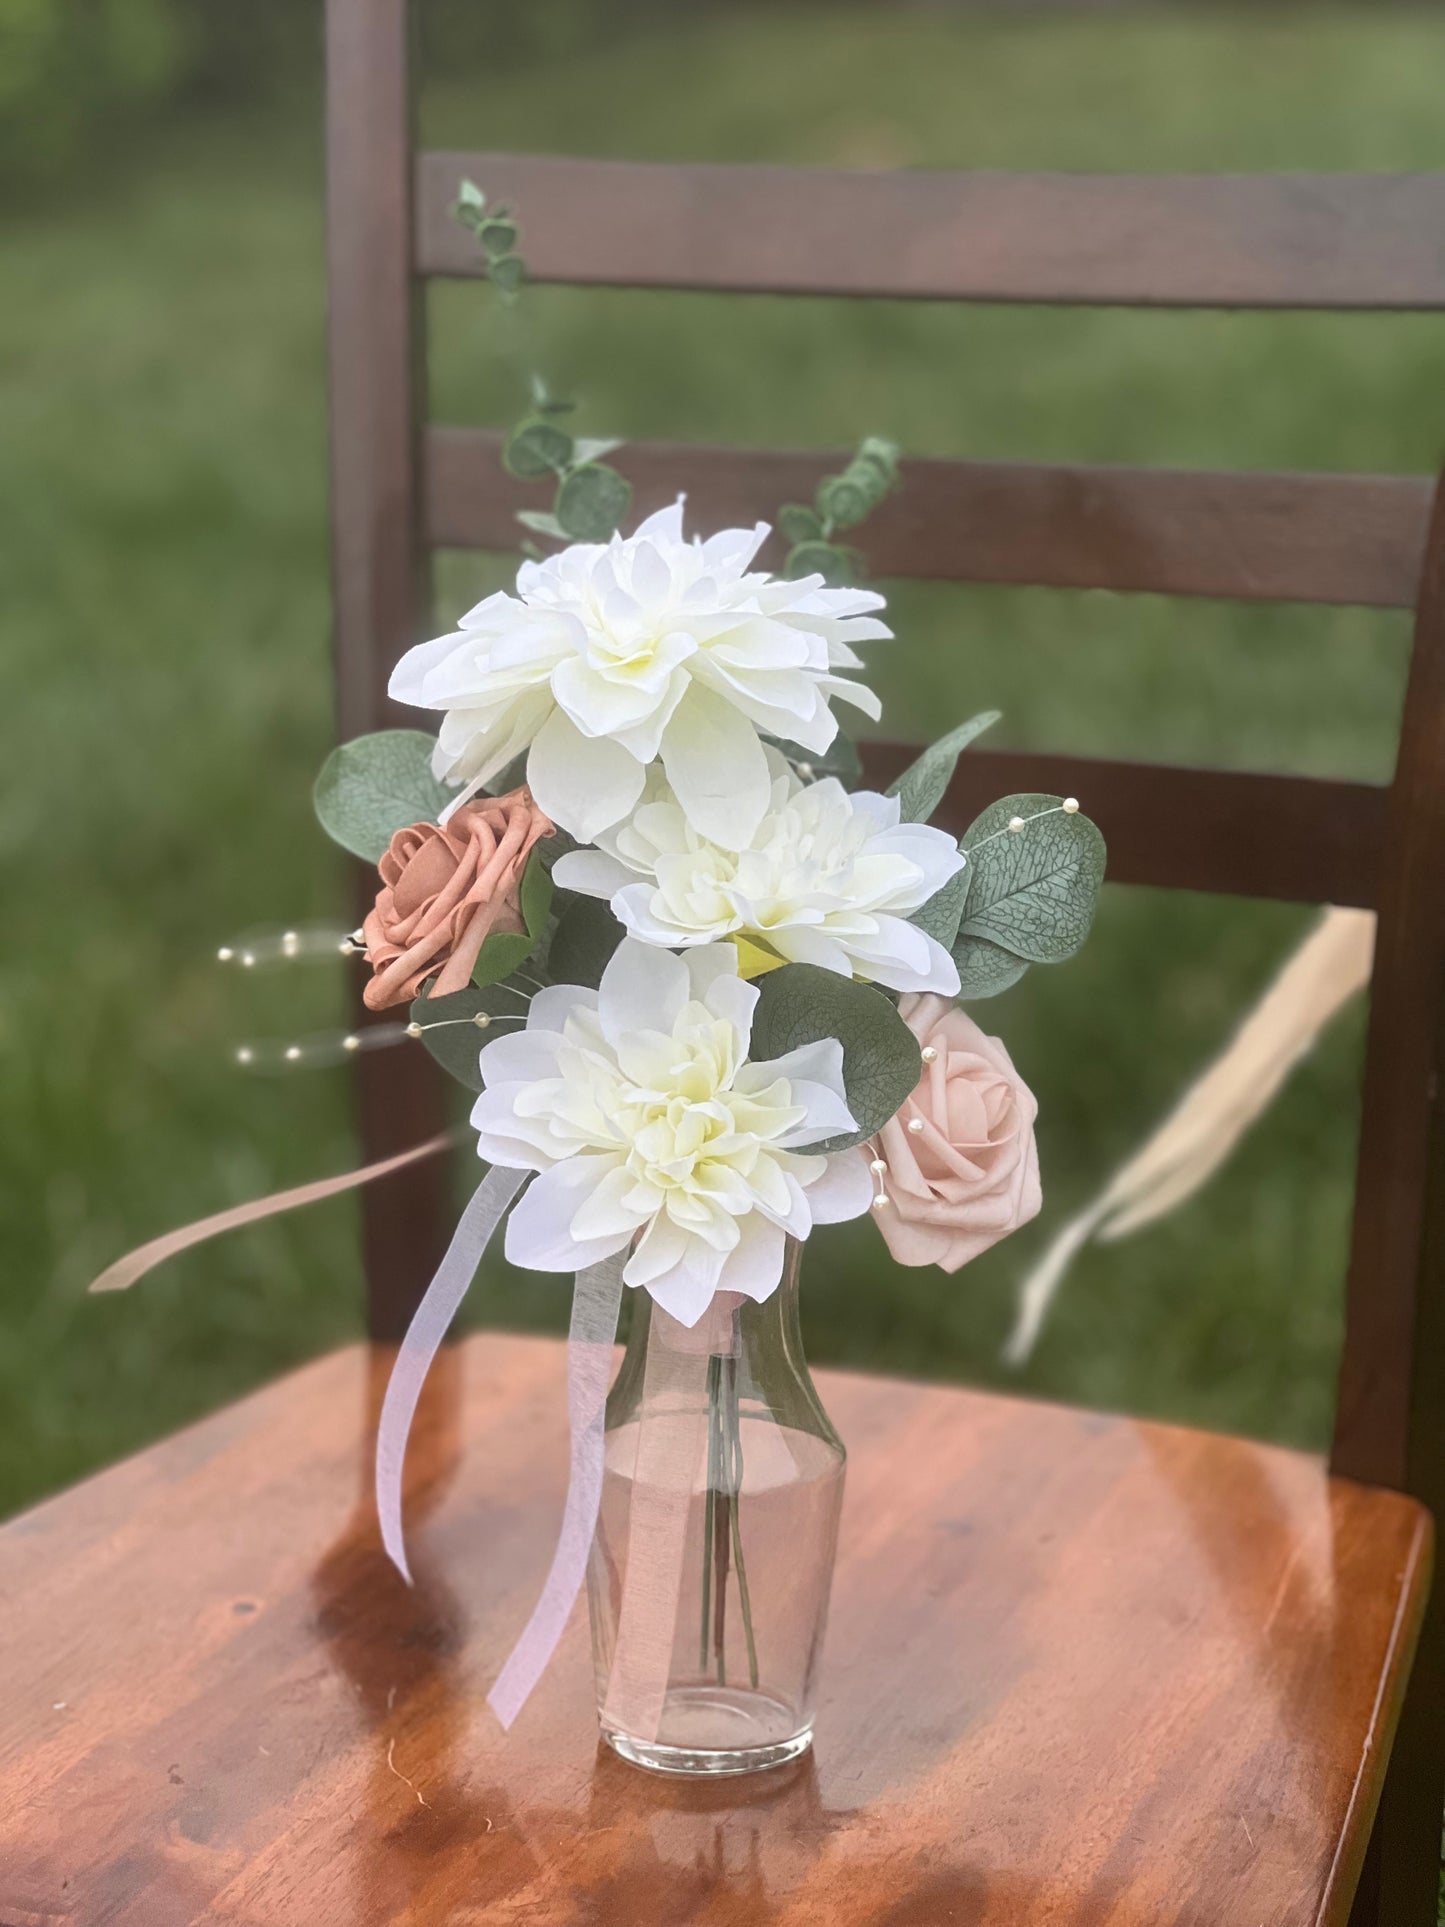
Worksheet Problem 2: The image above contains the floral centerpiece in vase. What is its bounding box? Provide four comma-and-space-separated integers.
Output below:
99, 184, 1105, 1778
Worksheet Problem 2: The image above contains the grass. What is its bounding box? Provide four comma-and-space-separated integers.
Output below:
5, 5, 1445, 1528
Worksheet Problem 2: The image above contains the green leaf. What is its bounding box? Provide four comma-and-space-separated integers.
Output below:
455, 179, 486, 216
409, 982, 521, 1094
856, 436, 900, 483
532, 826, 579, 875
777, 502, 824, 547
502, 417, 573, 480
749, 964, 921, 1154
546, 894, 623, 989
478, 218, 518, 256
951, 932, 1031, 1001
313, 730, 450, 862
763, 729, 863, 790
572, 437, 624, 464
785, 540, 858, 587
886, 710, 1001, 823
471, 845, 554, 989
911, 862, 970, 949
515, 508, 566, 539
959, 793, 1106, 963
555, 463, 633, 542
816, 473, 873, 531
488, 253, 526, 295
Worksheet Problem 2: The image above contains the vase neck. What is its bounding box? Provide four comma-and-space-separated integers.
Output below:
607, 1239, 838, 1447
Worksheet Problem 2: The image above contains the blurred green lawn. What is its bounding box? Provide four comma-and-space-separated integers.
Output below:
6, 5, 1445, 1521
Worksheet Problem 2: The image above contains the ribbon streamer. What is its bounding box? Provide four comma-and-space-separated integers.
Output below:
488, 1249, 628, 1729
88, 1132, 458, 1295
375, 1163, 528, 1583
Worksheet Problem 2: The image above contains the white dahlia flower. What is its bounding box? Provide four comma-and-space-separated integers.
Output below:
552, 757, 966, 996
471, 938, 874, 1325
387, 501, 890, 847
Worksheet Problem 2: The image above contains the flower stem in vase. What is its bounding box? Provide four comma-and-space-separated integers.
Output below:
723, 1351, 761, 1691
700, 1353, 719, 1672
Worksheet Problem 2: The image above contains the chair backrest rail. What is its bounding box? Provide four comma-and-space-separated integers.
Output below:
864, 746, 1385, 909
426, 427, 1431, 608
418, 152, 1445, 309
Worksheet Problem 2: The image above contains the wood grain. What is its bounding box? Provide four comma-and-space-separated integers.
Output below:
416, 154, 1445, 310
324, 0, 450, 1339
1334, 476, 1445, 1925
861, 744, 1387, 909
0, 1334, 1428, 1927
424, 428, 1432, 609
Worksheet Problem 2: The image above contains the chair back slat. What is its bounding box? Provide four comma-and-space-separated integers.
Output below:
426, 427, 1431, 608
862, 746, 1385, 909
418, 152, 1445, 309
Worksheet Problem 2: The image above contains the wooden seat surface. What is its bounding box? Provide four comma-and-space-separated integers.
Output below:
0, 1332, 1429, 1927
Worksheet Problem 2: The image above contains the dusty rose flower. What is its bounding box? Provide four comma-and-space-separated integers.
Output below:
873, 993, 1041, 1271
361, 788, 553, 1010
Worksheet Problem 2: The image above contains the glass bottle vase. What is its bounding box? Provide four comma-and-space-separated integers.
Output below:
587, 1238, 846, 1776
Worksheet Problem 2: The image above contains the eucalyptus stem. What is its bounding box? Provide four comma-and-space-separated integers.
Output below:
724, 1353, 760, 1691
699, 1353, 720, 1671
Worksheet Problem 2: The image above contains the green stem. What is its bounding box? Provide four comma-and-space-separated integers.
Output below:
724, 1354, 760, 1691
699, 1353, 720, 1671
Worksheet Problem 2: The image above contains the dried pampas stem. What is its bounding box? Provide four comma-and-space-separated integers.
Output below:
1006, 906, 1376, 1365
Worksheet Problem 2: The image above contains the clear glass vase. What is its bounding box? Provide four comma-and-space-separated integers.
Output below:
587, 1238, 846, 1776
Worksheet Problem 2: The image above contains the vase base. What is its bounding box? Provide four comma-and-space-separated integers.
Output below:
602, 1684, 812, 1777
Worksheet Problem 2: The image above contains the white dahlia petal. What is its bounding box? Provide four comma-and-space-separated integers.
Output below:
526, 708, 646, 841
715, 1212, 787, 1301
597, 937, 691, 1050
802, 1149, 875, 1225
549, 849, 634, 899
504, 1159, 633, 1271
659, 684, 773, 846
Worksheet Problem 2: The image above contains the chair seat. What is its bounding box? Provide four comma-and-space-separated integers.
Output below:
0, 1333, 1429, 1927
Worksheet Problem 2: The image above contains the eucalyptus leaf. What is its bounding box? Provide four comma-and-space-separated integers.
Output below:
455, 179, 486, 215
763, 729, 863, 790
885, 710, 1001, 823
488, 253, 525, 295
749, 964, 921, 1154
555, 463, 633, 542
313, 730, 450, 862
785, 540, 858, 587
515, 509, 566, 539
959, 793, 1106, 963
816, 473, 872, 531
408, 983, 521, 1094
572, 437, 624, 464
951, 932, 1031, 1001
503, 417, 573, 480
856, 436, 900, 482
547, 894, 623, 989
777, 503, 824, 547
471, 845, 553, 989
911, 862, 970, 949
478, 218, 518, 256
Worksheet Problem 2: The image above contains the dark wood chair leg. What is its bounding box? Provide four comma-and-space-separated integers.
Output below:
1349, 1585, 1445, 1927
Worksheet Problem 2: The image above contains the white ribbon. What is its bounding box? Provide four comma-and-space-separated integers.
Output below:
488, 1249, 627, 1728
374, 1162, 528, 1583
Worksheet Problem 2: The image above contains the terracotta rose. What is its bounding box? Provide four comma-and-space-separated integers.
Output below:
873, 993, 1042, 1271
361, 788, 553, 1010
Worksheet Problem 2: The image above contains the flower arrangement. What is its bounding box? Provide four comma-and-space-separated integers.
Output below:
100, 181, 1107, 1764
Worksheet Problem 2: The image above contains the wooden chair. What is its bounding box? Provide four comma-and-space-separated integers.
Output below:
3, 2, 1444, 1920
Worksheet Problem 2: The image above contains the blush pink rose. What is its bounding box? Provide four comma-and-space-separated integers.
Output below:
874, 993, 1042, 1272
361, 788, 553, 1010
